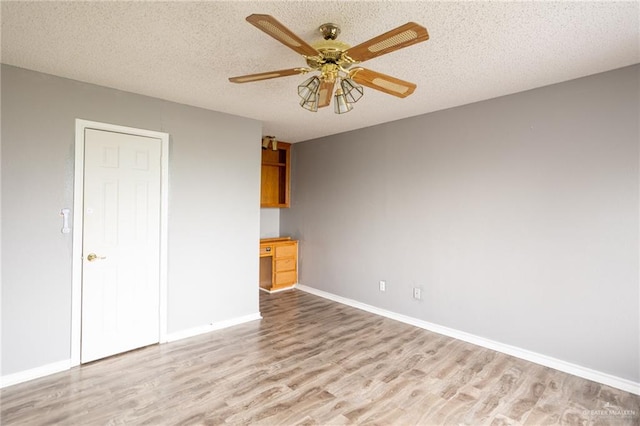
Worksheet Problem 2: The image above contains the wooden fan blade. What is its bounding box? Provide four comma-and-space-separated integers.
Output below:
350, 68, 417, 98
229, 68, 306, 83
246, 14, 319, 57
317, 80, 335, 108
344, 22, 429, 62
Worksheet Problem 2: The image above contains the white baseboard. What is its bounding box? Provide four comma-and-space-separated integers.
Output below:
1, 359, 71, 389
259, 284, 296, 294
165, 312, 262, 342
296, 284, 640, 396
2, 313, 262, 388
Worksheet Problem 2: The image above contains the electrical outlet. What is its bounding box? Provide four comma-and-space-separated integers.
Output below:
379, 280, 386, 292
413, 287, 422, 300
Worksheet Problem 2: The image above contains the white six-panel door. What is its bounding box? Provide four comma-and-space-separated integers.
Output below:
81, 129, 162, 363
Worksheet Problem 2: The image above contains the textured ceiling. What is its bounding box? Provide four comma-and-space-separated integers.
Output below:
2, 1, 639, 143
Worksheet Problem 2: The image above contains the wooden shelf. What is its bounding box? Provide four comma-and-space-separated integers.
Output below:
261, 142, 291, 208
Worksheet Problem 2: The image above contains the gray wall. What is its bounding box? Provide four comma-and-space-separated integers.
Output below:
1, 65, 262, 375
260, 208, 280, 238
281, 65, 639, 382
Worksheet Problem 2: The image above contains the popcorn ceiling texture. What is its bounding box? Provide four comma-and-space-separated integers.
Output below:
2, 1, 638, 142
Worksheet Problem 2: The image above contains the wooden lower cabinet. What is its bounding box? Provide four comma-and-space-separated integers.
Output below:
259, 238, 298, 292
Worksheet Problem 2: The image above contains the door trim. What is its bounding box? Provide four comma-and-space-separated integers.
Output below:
71, 119, 169, 366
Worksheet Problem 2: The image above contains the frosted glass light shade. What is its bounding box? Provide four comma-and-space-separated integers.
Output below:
300, 93, 319, 112
298, 76, 321, 102
341, 78, 364, 103
334, 89, 353, 114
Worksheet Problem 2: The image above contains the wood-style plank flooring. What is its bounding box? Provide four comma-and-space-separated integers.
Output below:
2, 290, 639, 425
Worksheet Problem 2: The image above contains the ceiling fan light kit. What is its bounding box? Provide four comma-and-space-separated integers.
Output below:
229, 14, 429, 114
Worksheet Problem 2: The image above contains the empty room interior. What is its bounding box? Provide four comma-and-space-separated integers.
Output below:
1, 1, 639, 425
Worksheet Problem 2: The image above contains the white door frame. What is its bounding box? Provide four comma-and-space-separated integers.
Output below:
71, 119, 169, 366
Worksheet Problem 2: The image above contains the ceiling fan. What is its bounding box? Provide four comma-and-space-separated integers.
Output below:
229, 14, 429, 114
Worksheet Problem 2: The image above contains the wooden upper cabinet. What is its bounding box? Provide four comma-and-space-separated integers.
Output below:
261, 141, 291, 208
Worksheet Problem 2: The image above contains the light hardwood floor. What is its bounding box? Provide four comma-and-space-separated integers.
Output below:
2, 290, 639, 425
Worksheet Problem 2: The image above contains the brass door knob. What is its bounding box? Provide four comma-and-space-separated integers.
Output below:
87, 253, 106, 262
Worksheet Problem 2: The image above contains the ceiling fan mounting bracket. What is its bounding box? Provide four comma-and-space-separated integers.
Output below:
319, 23, 340, 40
